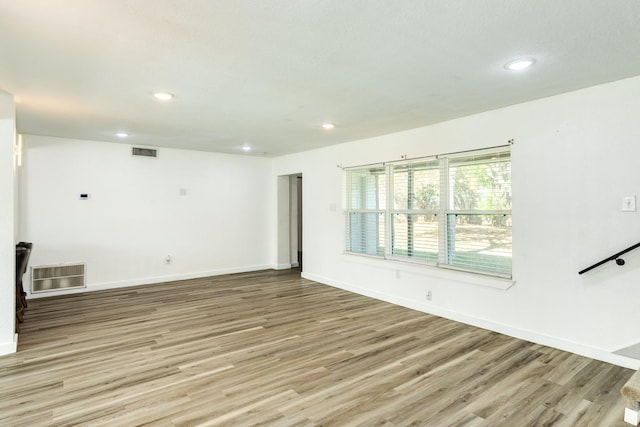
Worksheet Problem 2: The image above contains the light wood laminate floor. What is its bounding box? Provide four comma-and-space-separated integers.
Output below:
0, 269, 633, 426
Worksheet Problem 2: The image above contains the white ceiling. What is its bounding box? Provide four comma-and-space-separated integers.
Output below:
1, 1, 639, 156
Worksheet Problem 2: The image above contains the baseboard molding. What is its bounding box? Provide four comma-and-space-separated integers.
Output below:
274, 263, 292, 270
28, 264, 273, 299
0, 333, 18, 356
302, 271, 640, 370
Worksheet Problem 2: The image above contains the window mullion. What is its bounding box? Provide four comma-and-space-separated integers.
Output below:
385, 164, 393, 258
438, 157, 449, 265
407, 168, 414, 257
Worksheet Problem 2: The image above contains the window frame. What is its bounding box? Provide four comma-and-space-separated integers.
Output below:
388, 158, 440, 263
344, 146, 512, 278
343, 165, 387, 257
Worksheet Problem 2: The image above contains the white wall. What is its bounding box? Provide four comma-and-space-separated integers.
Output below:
20, 135, 274, 294
0, 91, 16, 355
273, 76, 640, 368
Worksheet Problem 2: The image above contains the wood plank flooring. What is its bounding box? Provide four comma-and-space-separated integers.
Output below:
0, 269, 633, 426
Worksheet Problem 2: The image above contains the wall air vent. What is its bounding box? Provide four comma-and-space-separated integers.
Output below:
132, 147, 158, 158
31, 263, 86, 293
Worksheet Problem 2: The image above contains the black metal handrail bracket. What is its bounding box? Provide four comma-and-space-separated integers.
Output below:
579, 241, 640, 275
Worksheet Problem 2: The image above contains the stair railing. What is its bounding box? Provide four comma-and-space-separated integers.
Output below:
578, 241, 640, 275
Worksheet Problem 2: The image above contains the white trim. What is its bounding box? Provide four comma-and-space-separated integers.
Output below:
0, 333, 18, 356
274, 263, 292, 270
301, 271, 640, 370
27, 264, 273, 299
343, 252, 515, 290
625, 408, 640, 426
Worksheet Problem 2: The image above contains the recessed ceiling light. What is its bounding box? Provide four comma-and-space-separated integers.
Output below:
115, 132, 129, 138
504, 58, 536, 71
154, 92, 174, 101
242, 145, 251, 152
322, 123, 335, 130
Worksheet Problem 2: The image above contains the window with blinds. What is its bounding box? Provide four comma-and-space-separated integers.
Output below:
344, 147, 511, 277
390, 160, 439, 262
445, 151, 511, 275
344, 166, 386, 256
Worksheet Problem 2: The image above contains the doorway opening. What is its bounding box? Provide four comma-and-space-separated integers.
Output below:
295, 175, 302, 270
276, 173, 302, 272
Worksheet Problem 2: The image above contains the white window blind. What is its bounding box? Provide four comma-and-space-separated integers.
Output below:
344, 147, 511, 277
344, 166, 386, 256
445, 151, 512, 275
390, 160, 439, 262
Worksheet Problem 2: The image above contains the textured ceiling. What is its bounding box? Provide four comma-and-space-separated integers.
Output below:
0, 0, 639, 156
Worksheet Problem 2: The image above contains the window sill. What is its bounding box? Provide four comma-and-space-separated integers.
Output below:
343, 251, 515, 290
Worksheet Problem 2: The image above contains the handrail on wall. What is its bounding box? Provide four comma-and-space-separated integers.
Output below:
578, 241, 640, 275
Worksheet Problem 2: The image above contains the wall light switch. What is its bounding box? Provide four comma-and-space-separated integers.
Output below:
623, 195, 636, 212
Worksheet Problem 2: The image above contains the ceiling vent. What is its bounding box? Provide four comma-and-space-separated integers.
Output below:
132, 147, 158, 158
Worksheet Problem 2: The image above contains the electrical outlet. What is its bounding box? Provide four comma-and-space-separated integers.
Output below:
426, 291, 432, 301
623, 196, 636, 212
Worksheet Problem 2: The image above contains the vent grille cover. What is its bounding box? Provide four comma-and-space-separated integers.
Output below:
31, 263, 86, 293
132, 147, 158, 158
